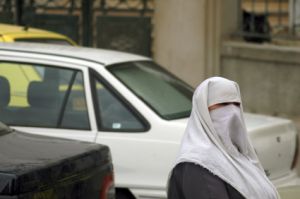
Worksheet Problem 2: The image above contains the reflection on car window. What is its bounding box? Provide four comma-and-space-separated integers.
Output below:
60, 72, 90, 130
93, 77, 145, 131
0, 62, 90, 129
108, 61, 193, 120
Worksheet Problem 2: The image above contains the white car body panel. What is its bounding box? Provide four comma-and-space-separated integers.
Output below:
245, 113, 297, 180
0, 43, 299, 199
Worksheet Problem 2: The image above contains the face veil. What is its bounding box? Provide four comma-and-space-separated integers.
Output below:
174, 77, 280, 199
210, 104, 249, 156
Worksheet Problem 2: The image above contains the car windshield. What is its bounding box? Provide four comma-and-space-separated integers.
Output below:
108, 61, 193, 120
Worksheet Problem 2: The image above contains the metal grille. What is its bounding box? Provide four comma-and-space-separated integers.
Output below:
96, 16, 151, 56
0, 0, 154, 56
20, 0, 81, 43
237, 0, 299, 42
0, 0, 15, 23
93, 0, 154, 14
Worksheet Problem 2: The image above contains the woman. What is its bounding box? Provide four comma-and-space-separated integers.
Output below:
168, 77, 280, 199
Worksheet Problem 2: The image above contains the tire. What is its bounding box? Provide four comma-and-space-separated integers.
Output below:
116, 188, 135, 199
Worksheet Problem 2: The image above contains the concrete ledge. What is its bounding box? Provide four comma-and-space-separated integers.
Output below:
222, 41, 300, 65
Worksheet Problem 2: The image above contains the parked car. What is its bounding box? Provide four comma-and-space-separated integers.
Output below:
0, 42, 298, 199
0, 121, 114, 199
0, 23, 76, 46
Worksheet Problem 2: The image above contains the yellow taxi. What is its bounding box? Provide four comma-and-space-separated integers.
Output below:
0, 23, 77, 107
0, 23, 76, 45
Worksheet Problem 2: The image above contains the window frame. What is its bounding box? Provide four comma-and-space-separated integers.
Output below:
89, 68, 150, 133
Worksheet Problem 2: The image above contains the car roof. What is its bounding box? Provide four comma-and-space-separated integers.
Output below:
0, 42, 150, 66
0, 23, 66, 37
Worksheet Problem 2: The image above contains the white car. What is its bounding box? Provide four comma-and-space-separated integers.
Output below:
0, 43, 298, 199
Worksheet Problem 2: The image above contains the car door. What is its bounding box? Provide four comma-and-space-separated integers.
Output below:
0, 56, 97, 143
89, 69, 180, 198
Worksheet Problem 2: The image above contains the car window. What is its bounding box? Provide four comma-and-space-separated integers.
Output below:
0, 62, 90, 129
92, 76, 145, 132
108, 61, 193, 120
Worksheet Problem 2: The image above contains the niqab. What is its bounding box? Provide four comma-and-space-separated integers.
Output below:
175, 77, 280, 199
210, 104, 249, 156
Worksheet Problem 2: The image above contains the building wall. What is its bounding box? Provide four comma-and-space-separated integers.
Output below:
153, 0, 206, 87
153, 0, 238, 87
221, 41, 300, 117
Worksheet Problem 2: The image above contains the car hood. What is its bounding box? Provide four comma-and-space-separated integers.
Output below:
244, 113, 293, 132
171, 112, 294, 131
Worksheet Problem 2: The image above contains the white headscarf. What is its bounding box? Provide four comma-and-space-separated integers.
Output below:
175, 77, 280, 199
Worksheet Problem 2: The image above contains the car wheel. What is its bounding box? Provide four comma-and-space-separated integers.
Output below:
116, 188, 135, 199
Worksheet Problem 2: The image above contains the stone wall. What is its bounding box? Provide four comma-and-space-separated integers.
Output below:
221, 41, 300, 117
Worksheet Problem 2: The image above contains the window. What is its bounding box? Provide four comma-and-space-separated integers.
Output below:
108, 61, 193, 120
0, 62, 90, 129
238, 0, 291, 42
92, 76, 145, 131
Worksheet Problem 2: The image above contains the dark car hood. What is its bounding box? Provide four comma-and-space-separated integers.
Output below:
0, 122, 111, 195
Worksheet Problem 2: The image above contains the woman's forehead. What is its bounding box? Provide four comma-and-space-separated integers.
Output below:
207, 79, 241, 107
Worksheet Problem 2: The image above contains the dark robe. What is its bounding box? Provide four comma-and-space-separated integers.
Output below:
168, 162, 245, 199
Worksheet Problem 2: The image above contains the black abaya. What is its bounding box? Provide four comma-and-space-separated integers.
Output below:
168, 162, 245, 199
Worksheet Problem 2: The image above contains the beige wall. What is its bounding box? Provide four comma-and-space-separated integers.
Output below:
153, 0, 206, 87
153, 0, 238, 87
221, 41, 300, 117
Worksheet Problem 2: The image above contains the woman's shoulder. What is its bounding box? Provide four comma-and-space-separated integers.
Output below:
173, 162, 245, 199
